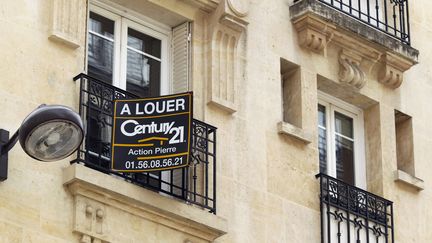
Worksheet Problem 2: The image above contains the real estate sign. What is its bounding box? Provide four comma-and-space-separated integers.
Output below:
111, 92, 192, 172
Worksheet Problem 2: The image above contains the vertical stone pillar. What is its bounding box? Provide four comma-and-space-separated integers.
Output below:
206, 0, 248, 113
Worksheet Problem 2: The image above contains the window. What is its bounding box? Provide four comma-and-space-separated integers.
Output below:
318, 93, 366, 188
85, 2, 191, 194
87, 5, 170, 97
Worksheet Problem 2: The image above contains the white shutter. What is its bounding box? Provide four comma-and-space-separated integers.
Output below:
171, 22, 191, 197
172, 22, 191, 93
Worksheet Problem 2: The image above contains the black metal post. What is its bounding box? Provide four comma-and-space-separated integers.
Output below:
0, 129, 9, 181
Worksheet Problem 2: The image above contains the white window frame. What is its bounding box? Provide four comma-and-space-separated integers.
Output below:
318, 92, 366, 189
87, 1, 172, 95
87, 1, 176, 191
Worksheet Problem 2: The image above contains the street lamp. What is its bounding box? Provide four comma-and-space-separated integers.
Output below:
0, 105, 84, 181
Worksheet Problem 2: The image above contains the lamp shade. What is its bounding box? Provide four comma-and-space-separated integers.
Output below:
18, 105, 84, 162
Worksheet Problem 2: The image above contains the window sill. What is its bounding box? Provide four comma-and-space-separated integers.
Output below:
277, 121, 312, 144
394, 169, 424, 191
63, 164, 227, 242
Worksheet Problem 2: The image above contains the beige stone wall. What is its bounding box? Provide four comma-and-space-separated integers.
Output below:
0, 0, 431, 242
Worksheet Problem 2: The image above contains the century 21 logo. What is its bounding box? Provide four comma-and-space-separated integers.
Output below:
116, 96, 188, 145
120, 120, 185, 144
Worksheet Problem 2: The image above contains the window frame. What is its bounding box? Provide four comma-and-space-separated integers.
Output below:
86, 1, 180, 192
87, 1, 172, 96
318, 92, 366, 189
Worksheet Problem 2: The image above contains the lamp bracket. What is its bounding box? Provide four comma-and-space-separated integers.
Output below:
0, 129, 9, 181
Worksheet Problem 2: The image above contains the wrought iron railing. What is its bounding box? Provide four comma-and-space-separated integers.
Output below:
316, 173, 394, 243
72, 73, 217, 213
294, 0, 411, 45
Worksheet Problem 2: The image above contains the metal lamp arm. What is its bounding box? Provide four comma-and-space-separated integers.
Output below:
1, 129, 19, 155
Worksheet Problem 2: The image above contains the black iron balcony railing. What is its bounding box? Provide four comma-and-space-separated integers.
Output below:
72, 73, 217, 213
295, 0, 411, 45
316, 173, 394, 243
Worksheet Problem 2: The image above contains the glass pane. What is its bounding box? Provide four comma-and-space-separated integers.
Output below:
318, 104, 327, 173
126, 49, 160, 97
335, 135, 355, 185
89, 12, 114, 38
335, 112, 353, 138
88, 12, 115, 83
318, 104, 326, 127
128, 28, 161, 58
319, 128, 327, 173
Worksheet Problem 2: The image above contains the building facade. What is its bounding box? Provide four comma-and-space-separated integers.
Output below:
0, 0, 429, 242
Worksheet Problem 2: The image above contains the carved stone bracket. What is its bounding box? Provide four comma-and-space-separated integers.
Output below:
291, 12, 416, 89
292, 14, 335, 53
206, 0, 248, 113
338, 50, 366, 89
49, 0, 87, 49
379, 52, 414, 88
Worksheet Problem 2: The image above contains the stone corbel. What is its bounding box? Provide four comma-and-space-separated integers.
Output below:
207, 0, 248, 113
292, 14, 336, 53
379, 52, 414, 88
49, 0, 87, 49
338, 50, 366, 89
73, 195, 109, 243
291, 11, 421, 89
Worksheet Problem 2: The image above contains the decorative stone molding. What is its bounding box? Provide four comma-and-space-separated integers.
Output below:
338, 50, 366, 89
208, 28, 240, 113
226, 0, 249, 17
290, 1, 418, 89
207, 0, 248, 113
379, 52, 414, 88
181, 0, 220, 13
292, 14, 335, 53
49, 0, 87, 49
63, 164, 227, 242
73, 195, 109, 243
79, 234, 92, 243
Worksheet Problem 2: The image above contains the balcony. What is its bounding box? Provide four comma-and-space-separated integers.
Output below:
316, 173, 394, 242
72, 73, 217, 214
290, 0, 418, 89
294, 0, 410, 45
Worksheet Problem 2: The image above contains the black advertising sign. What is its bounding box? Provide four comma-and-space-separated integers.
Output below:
111, 92, 192, 172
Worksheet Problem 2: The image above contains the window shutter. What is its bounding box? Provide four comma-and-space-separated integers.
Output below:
171, 22, 191, 198
172, 22, 191, 93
